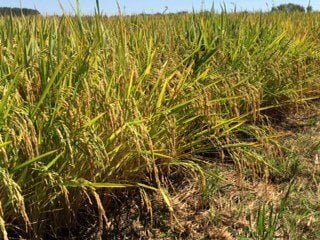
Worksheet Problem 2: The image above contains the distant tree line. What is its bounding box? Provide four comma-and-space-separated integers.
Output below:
271, 3, 312, 13
0, 7, 40, 16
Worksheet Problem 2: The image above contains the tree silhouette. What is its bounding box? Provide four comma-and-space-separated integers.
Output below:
0, 7, 40, 16
271, 3, 305, 13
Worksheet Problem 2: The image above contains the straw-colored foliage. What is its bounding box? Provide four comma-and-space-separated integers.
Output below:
0, 9, 319, 238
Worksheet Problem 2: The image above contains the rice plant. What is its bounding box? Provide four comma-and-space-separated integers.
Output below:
0, 8, 319, 238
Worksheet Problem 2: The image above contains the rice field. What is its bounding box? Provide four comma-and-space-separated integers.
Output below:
0, 9, 320, 239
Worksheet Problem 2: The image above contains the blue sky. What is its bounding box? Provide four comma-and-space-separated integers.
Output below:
0, 1, 318, 15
